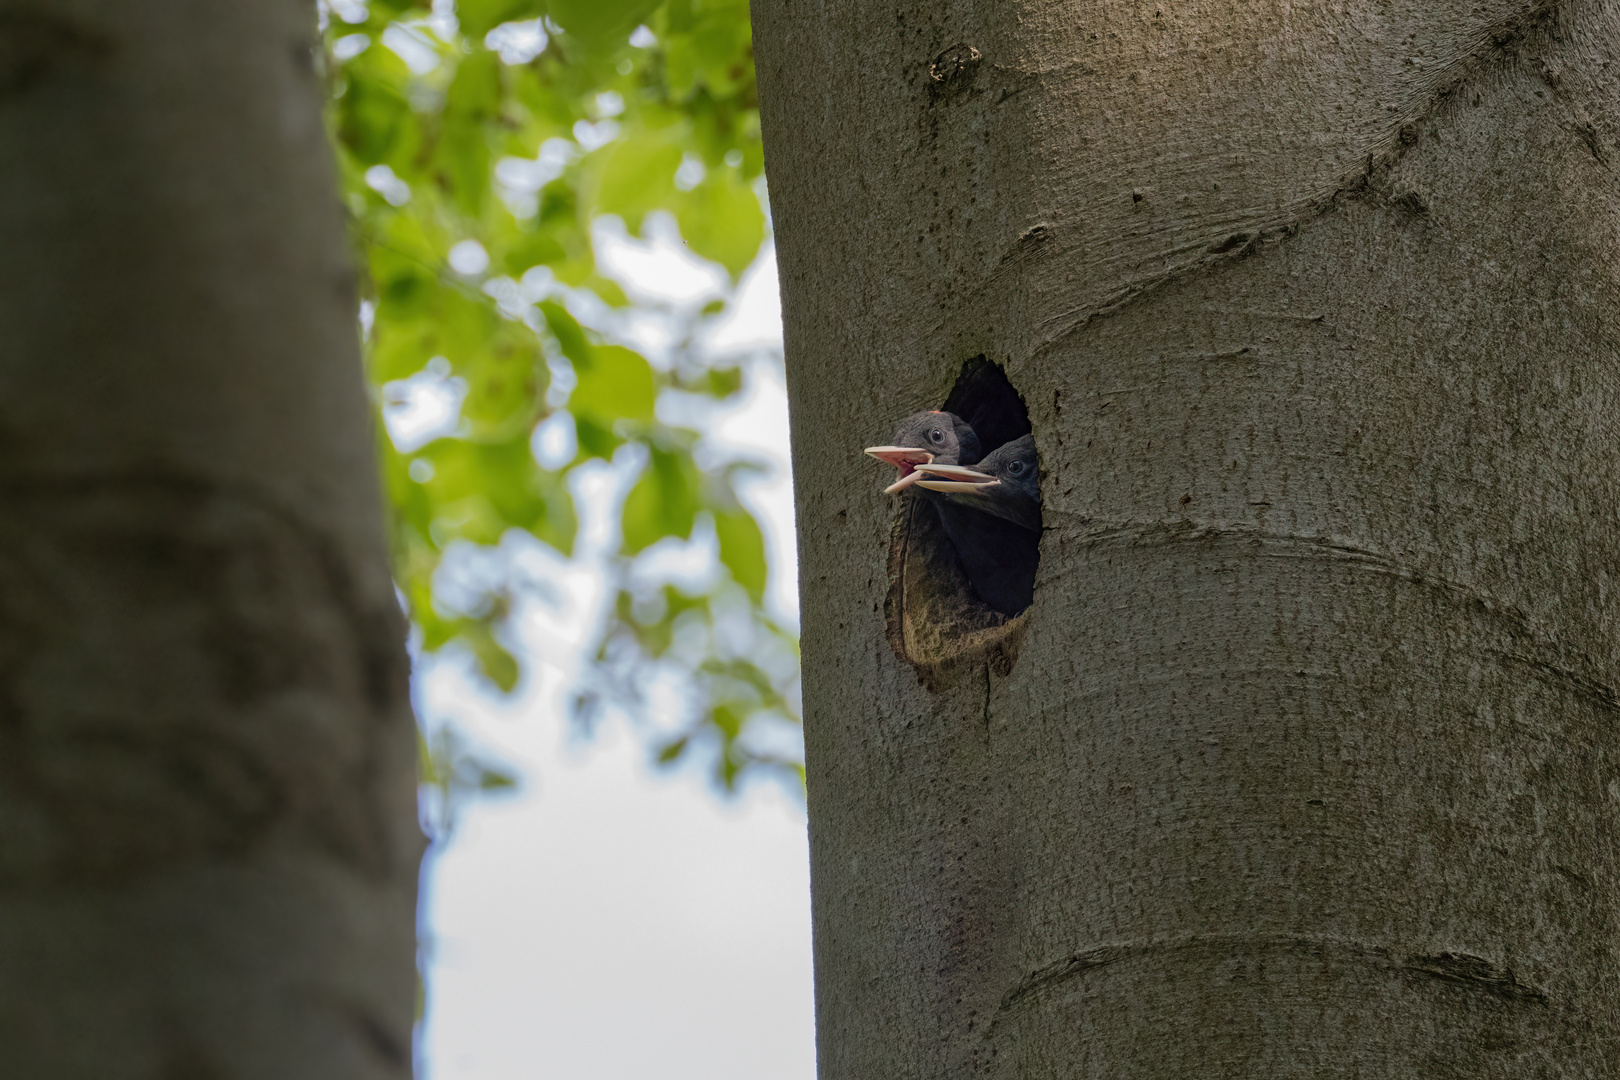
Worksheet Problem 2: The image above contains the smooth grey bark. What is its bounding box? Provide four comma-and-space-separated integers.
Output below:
755, 0, 1620, 1073
0, 2, 420, 1077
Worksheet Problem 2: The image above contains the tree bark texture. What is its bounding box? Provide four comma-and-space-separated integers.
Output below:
0, 2, 420, 1077
754, 0, 1620, 1073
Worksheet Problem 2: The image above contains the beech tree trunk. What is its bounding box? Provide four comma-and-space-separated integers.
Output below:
0, 3, 419, 1077
755, 0, 1620, 1073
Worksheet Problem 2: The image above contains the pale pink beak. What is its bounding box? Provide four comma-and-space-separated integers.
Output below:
865, 445, 936, 493
914, 463, 998, 493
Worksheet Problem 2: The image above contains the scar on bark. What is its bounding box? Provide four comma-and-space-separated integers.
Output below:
1031, 0, 1567, 354
1571, 120, 1610, 168
993, 935, 1549, 1026
885, 358, 1034, 689
1404, 952, 1549, 1004
1045, 519, 1620, 715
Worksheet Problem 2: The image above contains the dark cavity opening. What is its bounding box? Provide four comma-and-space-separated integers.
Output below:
882, 358, 1039, 688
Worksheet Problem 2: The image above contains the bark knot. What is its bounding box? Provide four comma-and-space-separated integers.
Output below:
928, 43, 981, 97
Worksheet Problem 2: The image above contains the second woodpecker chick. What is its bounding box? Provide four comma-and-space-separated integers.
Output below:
912, 434, 1039, 531
914, 434, 1040, 615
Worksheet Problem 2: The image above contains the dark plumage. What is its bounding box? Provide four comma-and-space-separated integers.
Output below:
867, 405, 1040, 616
913, 434, 1040, 531
914, 435, 1040, 615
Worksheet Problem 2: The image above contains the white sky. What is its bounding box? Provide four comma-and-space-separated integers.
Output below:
416, 222, 815, 1080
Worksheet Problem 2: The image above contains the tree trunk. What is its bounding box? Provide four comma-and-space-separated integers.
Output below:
0, 3, 419, 1077
755, 0, 1620, 1073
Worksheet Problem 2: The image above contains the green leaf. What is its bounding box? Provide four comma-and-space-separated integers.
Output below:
537, 179, 579, 228
596, 136, 681, 233
710, 703, 745, 739
547, 0, 662, 51
459, 327, 547, 436
436, 50, 503, 217
458, 0, 542, 38
478, 766, 519, 791
337, 47, 422, 170
584, 273, 630, 307
539, 300, 591, 366
369, 0, 421, 18
572, 344, 656, 424
703, 366, 742, 398
418, 434, 572, 549
662, 32, 698, 100
621, 447, 699, 552
501, 229, 568, 275
674, 168, 764, 278
444, 48, 503, 120
540, 300, 656, 446
532, 469, 579, 555
463, 619, 521, 691
369, 315, 432, 382
574, 416, 622, 459
714, 507, 767, 601
690, 17, 751, 97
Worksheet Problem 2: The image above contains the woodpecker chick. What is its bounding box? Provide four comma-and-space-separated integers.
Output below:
864, 411, 981, 493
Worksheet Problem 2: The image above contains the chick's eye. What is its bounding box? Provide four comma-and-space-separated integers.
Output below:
1007, 460, 1026, 477
929, 428, 946, 444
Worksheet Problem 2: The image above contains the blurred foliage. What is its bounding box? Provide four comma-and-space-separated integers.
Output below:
319, 0, 799, 791
419, 723, 519, 840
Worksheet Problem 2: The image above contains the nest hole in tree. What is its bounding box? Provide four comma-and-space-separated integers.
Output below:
883, 358, 1038, 688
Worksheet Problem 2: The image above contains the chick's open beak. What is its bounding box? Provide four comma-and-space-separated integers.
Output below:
913, 463, 998, 494
865, 445, 936, 493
